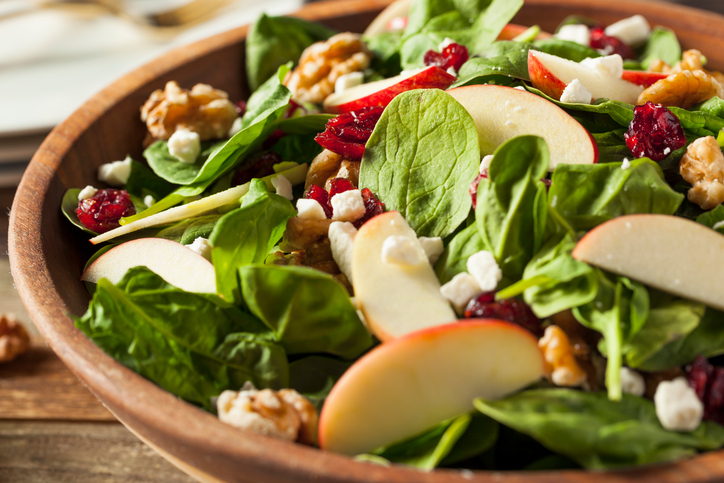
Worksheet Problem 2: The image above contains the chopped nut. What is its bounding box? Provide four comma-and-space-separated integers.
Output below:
672, 49, 724, 85
680, 136, 724, 210
285, 32, 371, 104
637, 70, 724, 109
538, 325, 588, 387
281, 217, 334, 251
324, 160, 360, 191
217, 384, 318, 444
0, 315, 30, 363
648, 59, 672, 74
306, 149, 344, 190
140, 81, 238, 141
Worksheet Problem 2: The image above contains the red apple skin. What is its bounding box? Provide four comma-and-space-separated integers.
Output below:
621, 70, 668, 88
318, 319, 544, 452
323, 66, 456, 114
497, 23, 552, 41
528, 50, 568, 101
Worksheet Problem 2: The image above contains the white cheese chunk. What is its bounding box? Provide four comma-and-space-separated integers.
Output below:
621, 158, 632, 170
296, 198, 327, 220
331, 189, 366, 222
438, 37, 456, 51
440, 273, 482, 315
560, 78, 593, 104
168, 129, 201, 164
605, 15, 651, 47
271, 175, 293, 200
480, 155, 494, 174
654, 377, 704, 432
227, 116, 243, 137
78, 185, 98, 201
97, 157, 132, 186
143, 195, 156, 207
554, 24, 591, 46
185, 237, 213, 261
334, 72, 364, 94
329, 221, 357, 281
381, 235, 421, 267
581, 54, 624, 78
466, 250, 502, 292
620, 367, 646, 396
418, 236, 444, 265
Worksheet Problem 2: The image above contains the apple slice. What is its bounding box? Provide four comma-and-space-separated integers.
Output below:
528, 50, 643, 104
351, 211, 456, 341
572, 214, 724, 311
497, 23, 552, 41
82, 238, 216, 293
621, 70, 668, 88
323, 66, 456, 114
447, 84, 598, 170
363, 0, 411, 36
318, 320, 544, 455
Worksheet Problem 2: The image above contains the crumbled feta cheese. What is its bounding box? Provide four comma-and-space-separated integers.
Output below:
514, 86, 526, 91
438, 37, 456, 51
663, 147, 671, 156
554, 24, 591, 46
560, 79, 593, 104
227, 116, 243, 137
168, 129, 201, 164
581, 54, 624, 78
381, 235, 421, 267
621, 158, 632, 170
185, 237, 213, 261
620, 367, 646, 396
334, 72, 364, 94
296, 198, 327, 220
418, 236, 444, 265
605, 15, 651, 47
331, 189, 366, 222
78, 185, 98, 201
654, 377, 704, 432
480, 155, 494, 174
97, 157, 132, 186
447, 67, 457, 77
328, 221, 357, 281
466, 251, 502, 292
440, 273, 482, 315
271, 175, 293, 200
143, 195, 156, 207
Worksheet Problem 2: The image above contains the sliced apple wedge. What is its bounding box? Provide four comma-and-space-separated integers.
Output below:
447, 84, 598, 170
323, 66, 456, 114
352, 211, 455, 341
318, 320, 544, 455
572, 214, 724, 311
363, 0, 411, 36
82, 238, 216, 293
528, 50, 643, 104
621, 70, 668, 88
497, 23, 552, 41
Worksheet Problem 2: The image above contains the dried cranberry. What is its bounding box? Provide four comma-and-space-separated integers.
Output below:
235, 100, 246, 116
285, 99, 303, 119
354, 188, 385, 228
423, 42, 469, 72
464, 293, 543, 337
469, 173, 487, 210
589, 26, 635, 59
624, 102, 686, 161
685, 355, 724, 424
262, 129, 287, 150
315, 106, 385, 161
305, 185, 333, 218
76, 189, 135, 233
232, 152, 283, 187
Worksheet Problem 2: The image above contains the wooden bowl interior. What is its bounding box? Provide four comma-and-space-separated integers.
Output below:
10, 0, 724, 482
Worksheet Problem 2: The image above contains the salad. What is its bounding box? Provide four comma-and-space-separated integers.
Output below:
63, 0, 724, 472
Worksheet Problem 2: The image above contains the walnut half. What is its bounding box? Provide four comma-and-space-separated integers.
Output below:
680, 136, 724, 210
0, 315, 30, 363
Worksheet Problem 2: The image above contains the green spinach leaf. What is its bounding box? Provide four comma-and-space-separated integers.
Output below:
144, 139, 225, 185
638, 27, 681, 70
156, 214, 221, 244
124, 158, 175, 200
435, 223, 490, 285
532, 38, 600, 62
697, 204, 724, 233
288, 356, 352, 411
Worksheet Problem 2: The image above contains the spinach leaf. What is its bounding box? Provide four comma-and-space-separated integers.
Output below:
246, 14, 335, 92
156, 214, 221, 244
590, 129, 631, 163
435, 223, 490, 285
669, 105, 724, 137
210, 179, 296, 303
124, 158, 175, 200
270, 133, 324, 165
276, 114, 334, 135
532, 38, 600, 62
475, 388, 724, 469
638, 27, 681, 70
288, 356, 352, 411
455, 42, 530, 86
360, 89, 479, 238
242, 64, 293, 129
440, 413, 499, 465
144, 139, 225, 185
697, 96, 724, 118
239, 264, 373, 359
365, 31, 404, 78
697, 204, 724, 233
475, 136, 548, 280
548, 158, 684, 231
75, 267, 288, 410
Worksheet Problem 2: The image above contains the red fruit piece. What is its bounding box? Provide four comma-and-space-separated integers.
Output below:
685, 355, 724, 424
464, 293, 543, 337
305, 185, 333, 218
235, 100, 246, 116
328, 178, 356, 199
315, 106, 385, 161
469, 173, 487, 210
424, 42, 469, 72
76, 189, 136, 233
354, 188, 385, 228
624, 101, 686, 161
589, 26, 635, 59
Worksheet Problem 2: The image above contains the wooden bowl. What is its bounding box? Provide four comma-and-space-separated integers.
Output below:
10, 0, 724, 481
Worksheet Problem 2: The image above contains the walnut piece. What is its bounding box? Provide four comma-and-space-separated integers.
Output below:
217, 384, 318, 444
0, 315, 30, 363
140, 81, 238, 141
285, 32, 371, 104
673, 49, 724, 85
538, 325, 587, 388
637, 70, 724, 109
305, 149, 361, 192
680, 136, 724, 210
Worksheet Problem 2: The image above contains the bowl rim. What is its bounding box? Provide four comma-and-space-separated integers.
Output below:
10, 0, 724, 481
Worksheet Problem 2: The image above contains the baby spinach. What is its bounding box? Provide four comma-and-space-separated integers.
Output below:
155, 214, 221, 245
638, 27, 681, 70
75, 267, 288, 410
435, 223, 490, 285
270, 133, 324, 165
144, 139, 225, 185
124, 158, 175, 200
210, 179, 296, 303
288, 356, 353, 411
532, 38, 600, 62
62, 189, 96, 235
360, 89, 479, 238
245, 14, 335, 92
239, 264, 373, 359
475, 136, 548, 280
475, 388, 724, 469
276, 114, 334, 135
697, 204, 724, 233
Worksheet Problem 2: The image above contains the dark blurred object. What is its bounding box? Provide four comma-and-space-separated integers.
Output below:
669, 0, 724, 13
